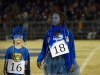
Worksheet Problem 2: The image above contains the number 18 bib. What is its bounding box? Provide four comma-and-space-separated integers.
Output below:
7, 59, 25, 74
50, 40, 69, 58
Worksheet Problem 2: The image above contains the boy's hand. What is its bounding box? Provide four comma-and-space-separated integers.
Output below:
37, 62, 42, 69
3, 71, 7, 75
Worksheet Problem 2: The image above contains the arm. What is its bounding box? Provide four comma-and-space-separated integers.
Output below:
25, 60, 30, 75
65, 29, 76, 69
37, 31, 49, 62
25, 50, 30, 75
37, 30, 49, 69
69, 30, 76, 65
3, 59, 8, 75
3, 47, 10, 75
68, 30, 76, 72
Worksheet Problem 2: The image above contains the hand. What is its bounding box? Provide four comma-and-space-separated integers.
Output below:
3, 71, 8, 75
70, 64, 75, 72
25, 70, 30, 75
37, 62, 42, 69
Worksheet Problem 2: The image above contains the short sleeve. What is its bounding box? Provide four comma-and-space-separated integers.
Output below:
24, 48, 30, 60
4, 47, 11, 59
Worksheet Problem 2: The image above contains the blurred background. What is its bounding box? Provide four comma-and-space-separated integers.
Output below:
0, 0, 100, 40
0, 0, 100, 75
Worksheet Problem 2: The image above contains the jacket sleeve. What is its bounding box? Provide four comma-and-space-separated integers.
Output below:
69, 30, 76, 64
25, 59, 30, 75
37, 30, 49, 62
3, 59, 8, 75
25, 49, 30, 75
3, 47, 10, 75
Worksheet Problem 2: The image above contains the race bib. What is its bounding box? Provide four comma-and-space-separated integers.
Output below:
7, 59, 25, 74
50, 40, 69, 58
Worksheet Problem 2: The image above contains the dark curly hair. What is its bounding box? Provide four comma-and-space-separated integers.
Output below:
10, 26, 26, 42
51, 11, 67, 36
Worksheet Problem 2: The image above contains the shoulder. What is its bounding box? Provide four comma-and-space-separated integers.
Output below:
8, 46, 13, 48
22, 46, 30, 55
22, 47, 30, 58
22, 46, 28, 51
44, 29, 51, 37
5, 46, 13, 54
46, 29, 51, 35
65, 28, 72, 33
65, 28, 73, 36
6, 46, 13, 50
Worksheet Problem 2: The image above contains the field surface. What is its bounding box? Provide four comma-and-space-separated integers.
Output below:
0, 40, 100, 75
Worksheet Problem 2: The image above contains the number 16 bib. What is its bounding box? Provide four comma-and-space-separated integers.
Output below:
50, 40, 69, 58
7, 59, 25, 74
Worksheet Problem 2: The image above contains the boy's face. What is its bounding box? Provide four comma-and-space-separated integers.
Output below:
14, 35, 23, 44
52, 13, 60, 25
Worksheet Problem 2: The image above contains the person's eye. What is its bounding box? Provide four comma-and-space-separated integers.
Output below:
55, 17, 57, 19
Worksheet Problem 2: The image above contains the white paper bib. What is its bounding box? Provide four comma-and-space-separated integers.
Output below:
7, 59, 25, 74
50, 40, 69, 58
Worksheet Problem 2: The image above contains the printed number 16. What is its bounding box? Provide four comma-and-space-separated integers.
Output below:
11, 63, 22, 72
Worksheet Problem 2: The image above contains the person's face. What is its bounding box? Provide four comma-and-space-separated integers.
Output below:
52, 13, 60, 25
13, 35, 23, 44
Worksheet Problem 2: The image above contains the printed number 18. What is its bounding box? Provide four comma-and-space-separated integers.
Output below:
54, 44, 65, 54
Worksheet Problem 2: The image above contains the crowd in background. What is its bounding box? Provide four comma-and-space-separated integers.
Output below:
0, 0, 100, 23
0, 0, 100, 40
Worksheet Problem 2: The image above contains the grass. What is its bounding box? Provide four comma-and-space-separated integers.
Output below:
0, 40, 100, 75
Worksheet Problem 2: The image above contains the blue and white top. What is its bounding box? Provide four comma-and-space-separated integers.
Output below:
4, 46, 30, 75
37, 25, 76, 69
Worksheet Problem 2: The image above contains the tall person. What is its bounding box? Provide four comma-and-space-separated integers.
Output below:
37, 11, 80, 75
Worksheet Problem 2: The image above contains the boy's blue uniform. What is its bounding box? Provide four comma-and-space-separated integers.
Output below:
3, 26, 30, 75
4, 46, 30, 75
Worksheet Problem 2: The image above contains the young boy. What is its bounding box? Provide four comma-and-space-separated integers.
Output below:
3, 26, 30, 75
